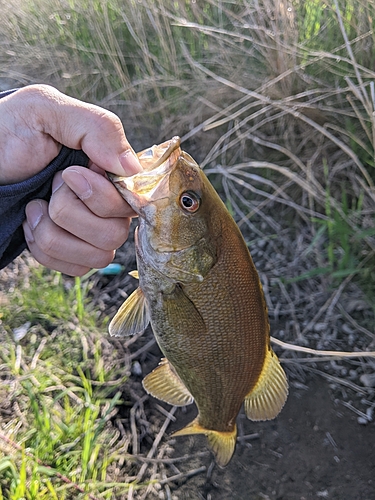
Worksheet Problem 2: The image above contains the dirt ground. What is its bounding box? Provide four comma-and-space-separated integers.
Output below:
163, 379, 375, 500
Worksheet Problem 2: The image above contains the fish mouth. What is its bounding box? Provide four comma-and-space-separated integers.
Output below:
108, 136, 181, 213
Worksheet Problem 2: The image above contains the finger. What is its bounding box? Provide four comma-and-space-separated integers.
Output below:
61, 166, 137, 218
23, 200, 116, 274
25, 244, 92, 277
17, 85, 142, 176
50, 170, 132, 250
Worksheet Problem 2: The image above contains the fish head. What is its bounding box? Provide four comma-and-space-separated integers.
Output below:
109, 136, 215, 254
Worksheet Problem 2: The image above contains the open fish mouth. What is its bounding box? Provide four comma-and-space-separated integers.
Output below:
108, 136, 181, 211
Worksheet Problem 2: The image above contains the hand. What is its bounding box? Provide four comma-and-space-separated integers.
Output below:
23, 166, 135, 276
0, 84, 142, 276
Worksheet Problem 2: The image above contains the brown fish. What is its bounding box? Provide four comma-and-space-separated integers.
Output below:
108, 137, 288, 466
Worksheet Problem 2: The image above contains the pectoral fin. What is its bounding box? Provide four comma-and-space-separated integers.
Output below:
143, 358, 193, 406
109, 287, 150, 337
172, 419, 237, 468
244, 347, 288, 421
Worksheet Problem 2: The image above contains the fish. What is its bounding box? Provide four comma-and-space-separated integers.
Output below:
108, 136, 288, 467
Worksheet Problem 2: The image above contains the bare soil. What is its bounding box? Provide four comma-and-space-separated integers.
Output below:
163, 377, 375, 500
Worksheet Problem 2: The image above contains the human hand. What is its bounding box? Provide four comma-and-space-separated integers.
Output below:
23, 165, 136, 276
0, 84, 142, 275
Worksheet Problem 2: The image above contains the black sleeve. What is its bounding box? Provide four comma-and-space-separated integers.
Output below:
0, 89, 89, 269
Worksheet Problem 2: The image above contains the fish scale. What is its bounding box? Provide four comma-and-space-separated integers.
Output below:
108, 137, 288, 466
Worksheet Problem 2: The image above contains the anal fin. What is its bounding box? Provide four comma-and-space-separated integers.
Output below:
172, 418, 237, 468
244, 347, 288, 421
143, 358, 194, 406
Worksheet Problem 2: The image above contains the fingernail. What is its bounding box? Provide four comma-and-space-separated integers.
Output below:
26, 200, 43, 230
52, 173, 64, 194
119, 150, 143, 175
64, 169, 92, 200
23, 221, 34, 244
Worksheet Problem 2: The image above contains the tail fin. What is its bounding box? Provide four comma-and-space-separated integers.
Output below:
172, 418, 237, 467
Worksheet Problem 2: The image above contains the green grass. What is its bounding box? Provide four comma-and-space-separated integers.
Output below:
0, 262, 143, 498
0, 265, 95, 331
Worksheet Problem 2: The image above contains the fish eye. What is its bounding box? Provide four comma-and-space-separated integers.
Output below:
179, 192, 200, 212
